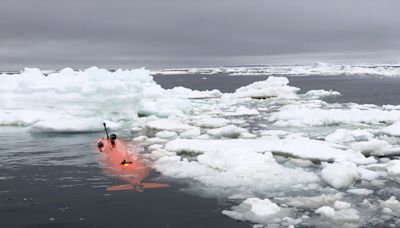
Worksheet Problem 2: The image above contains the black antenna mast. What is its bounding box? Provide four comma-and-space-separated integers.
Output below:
103, 123, 110, 139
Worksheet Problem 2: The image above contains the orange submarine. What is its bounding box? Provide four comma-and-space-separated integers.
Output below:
96, 123, 169, 191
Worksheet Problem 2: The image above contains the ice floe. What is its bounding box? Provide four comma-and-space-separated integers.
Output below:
229, 76, 299, 99
321, 162, 360, 189
222, 198, 286, 224
0, 67, 151, 131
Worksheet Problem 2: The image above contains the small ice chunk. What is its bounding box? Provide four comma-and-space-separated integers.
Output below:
282, 217, 302, 225
149, 149, 176, 160
231, 76, 299, 99
239, 132, 257, 139
351, 139, 400, 156
357, 167, 380, 181
130, 126, 142, 132
282, 193, 343, 209
379, 196, 400, 211
321, 162, 360, 189
192, 117, 229, 128
289, 158, 313, 167
382, 207, 393, 214
222, 198, 281, 223
325, 129, 373, 144
145, 137, 168, 145
148, 144, 163, 151
386, 160, 400, 176
145, 119, 193, 133
334, 208, 360, 223
347, 188, 373, 195
132, 135, 148, 142
167, 86, 222, 99
180, 128, 201, 139
382, 121, 400, 137
304, 89, 341, 99
315, 206, 335, 218
155, 131, 178, 140
224, 106, 260, 116
334, 201, 351, 210
207, 125, 248, 138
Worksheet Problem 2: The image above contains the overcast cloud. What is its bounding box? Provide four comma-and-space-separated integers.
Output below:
0, 0, 399, 70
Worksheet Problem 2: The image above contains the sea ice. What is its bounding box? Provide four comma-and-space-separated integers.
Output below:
270, 103, 400, 127
304, 90, 341, 99
153, 144, 319, 194
347, 188, 373, 195
0, 67, 152, 131
222, 198, 283, 223
321, 162, 360, 189
206, 125, 248, 138
229, 77, 299, 99
190, 117, 230, 128
145, 119, 193, 133
379, 196, 400, 211
281, 193, 343, 209
165, 137, 374, 164
29, 118, 120, 133
315, 206, 335, 217
386, 160, 400, 176
382, 121, 400, 137
325, 129, 373, 144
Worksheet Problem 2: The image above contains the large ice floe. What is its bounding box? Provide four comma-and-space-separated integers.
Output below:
4, 67, 400, 227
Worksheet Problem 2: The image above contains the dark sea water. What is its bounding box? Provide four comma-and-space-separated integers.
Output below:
2, 74, 400, 227
154, 74, 400, 105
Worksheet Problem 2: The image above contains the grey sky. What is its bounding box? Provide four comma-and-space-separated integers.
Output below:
0, 0, 399, 70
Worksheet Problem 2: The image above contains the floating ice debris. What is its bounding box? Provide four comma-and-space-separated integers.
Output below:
145, 119, 193, 133
304, 89, 341, 99
166, 87, 222, 99
222, 106, 260, 116
321, 162, 360, 189
155, 131, 179, 140
179, 128, 201, 139
333, 201, 351, 210
315, 206, 335, 218
206, 125, 248, 138
382, 121, 400, 137
357, 167, 380, 181
350, 139, 400, 156
222, 198, 284, 223
191, 117, 230, 128
347, 188, 373, 195
386, 160, 400, 176
379, 196, 400, 211
280, 193, 343, 209
325, 129, 373, 144
229, 76, 299, 99
316, 203, 360, 225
